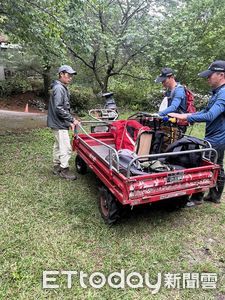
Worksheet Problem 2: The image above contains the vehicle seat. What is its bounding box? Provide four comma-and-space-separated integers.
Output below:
135, 131, 153, 160
135, 130, 166, 160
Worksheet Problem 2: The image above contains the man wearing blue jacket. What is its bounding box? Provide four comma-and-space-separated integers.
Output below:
169, 60, 225, 203
155, 67, 187, 116
47, 65, 79, 180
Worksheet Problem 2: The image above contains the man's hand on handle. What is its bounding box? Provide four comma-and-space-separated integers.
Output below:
168, 113, 190, 120
70, 119, 80, 131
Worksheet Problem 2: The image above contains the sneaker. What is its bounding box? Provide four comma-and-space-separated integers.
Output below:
185, 199, 203, 207
59, 167, 77, 180
53, 164, 61, 175
185, 201, 195, 207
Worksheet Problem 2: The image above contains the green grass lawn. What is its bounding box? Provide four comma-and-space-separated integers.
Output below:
0, 125, 224, 300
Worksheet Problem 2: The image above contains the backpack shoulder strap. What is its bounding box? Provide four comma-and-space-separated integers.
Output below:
169, 83, 184, 99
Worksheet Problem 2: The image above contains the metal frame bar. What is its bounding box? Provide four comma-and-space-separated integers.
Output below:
76, 125, 120, 171
126, 148, 218, 178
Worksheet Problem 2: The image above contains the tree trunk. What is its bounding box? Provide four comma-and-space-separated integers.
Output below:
102, 75, 110, 93
42, 65, 51, 100
93, 67, 110, 93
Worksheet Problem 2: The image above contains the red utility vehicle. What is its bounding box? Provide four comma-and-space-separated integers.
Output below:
72, 113, 219, 224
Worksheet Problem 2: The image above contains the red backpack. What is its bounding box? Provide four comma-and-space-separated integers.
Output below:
183, 85, 196, 113
110, 120, 151, 151
169, 84, 196, 114
171, 85, 196, 126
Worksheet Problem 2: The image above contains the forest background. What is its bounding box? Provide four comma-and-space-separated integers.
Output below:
0, 0, 224, 113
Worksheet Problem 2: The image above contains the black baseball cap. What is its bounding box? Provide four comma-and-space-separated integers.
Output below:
198, 60, 225, 78
155, 67, 174, 83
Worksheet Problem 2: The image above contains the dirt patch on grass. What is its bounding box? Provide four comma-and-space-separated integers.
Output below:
0, 92, 47, 113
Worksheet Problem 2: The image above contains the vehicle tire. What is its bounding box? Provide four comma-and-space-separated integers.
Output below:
75, 155, 87, 174
98, 186, 121, 225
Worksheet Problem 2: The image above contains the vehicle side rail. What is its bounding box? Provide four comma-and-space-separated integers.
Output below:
76, 124, 120, 171
127, 148, 218, 178
80, 120, 110, 125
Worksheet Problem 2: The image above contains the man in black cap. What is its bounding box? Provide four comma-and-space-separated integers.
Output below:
169, 60, 225, 204
47, 65, 79, 180
155, 67, 187, 117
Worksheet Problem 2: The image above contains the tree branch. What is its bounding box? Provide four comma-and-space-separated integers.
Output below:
86, 0, 116, 35
98, 8, 110, 64
114, 44, 149, 73
66, 44, 94, 69
110, 72, 151, 80
23, 0, 62, 26
120, 0, 148, 25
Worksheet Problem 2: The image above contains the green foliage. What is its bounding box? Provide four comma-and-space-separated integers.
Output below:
194, 93, 210, 111
69, 85, 97, 114
0, 75, 32, 97
148, 0, 225, 94
2, 0, 225, 103
1, 0, 69, 59
0, 0, 73, 98
115, 87, 163, 112
110, 77, 163, 112
28, 78, 43, 92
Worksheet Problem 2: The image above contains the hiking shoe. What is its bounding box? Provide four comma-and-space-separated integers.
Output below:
53, 164, 61, 175
194, 199, 203, 205
203, 195, 221, 203
59, 167, 77, 180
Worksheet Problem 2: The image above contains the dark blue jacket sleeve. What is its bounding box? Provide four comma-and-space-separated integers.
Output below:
187, 98, 225, 123
159, 86, 185, 116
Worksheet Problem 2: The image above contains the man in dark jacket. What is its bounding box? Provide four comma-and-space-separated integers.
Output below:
169, 60, 225, 204
47, 65, 79, 180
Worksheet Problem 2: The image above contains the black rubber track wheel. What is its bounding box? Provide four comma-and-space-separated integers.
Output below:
75, 155, 87, 174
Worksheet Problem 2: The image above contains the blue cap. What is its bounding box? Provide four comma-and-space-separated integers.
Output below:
198, 60, 225, 78
155, 67, 174, 83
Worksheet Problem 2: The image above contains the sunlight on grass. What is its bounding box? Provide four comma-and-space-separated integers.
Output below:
0, 128, 224, 299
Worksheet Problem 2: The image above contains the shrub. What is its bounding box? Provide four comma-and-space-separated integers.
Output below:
0, 75, 32, 97
194, 93, 209, 111
28, 78, 43, 92
69, 85, 97, 114
109, 81, 163, 113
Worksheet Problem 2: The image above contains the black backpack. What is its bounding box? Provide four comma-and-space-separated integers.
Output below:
165, 136, 207, 168
150, 130, 165, 154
